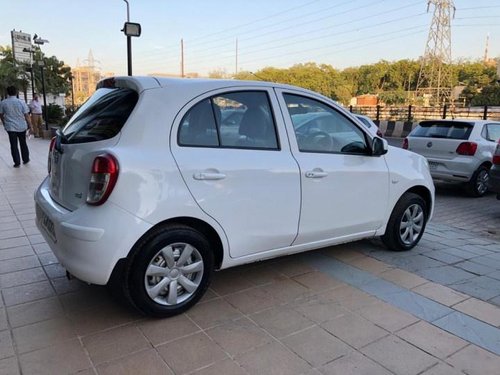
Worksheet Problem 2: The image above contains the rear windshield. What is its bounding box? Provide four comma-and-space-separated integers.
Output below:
62, 88, 138, 143
410, 121, 473, 140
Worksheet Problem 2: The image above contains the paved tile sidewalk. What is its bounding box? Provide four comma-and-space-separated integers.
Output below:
0, 134, 499, 374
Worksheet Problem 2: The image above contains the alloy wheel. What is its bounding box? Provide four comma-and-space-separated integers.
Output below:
144, 242, 204, 306
399, 204, 424, 246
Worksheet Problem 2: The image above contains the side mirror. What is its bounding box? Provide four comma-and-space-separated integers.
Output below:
372, 137, 388, 156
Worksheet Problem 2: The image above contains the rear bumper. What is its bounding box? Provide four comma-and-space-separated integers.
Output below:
34, 177, 152, 285
427, 157, 478, 182
488, 166, 500, 198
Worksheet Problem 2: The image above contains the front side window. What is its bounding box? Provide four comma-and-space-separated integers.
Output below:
179, 91, 278, 150
63, 88, 138, 143
283, 94, 368, 154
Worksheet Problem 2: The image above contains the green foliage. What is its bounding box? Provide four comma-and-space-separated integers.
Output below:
469, 85, 500, 106
0, 46, 30, 97
45, 103, 64, 125
379, 90, 408, 105
0, 45, 70, 98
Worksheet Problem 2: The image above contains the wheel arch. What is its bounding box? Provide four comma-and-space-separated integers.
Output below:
480, 161, 492, 170
122, 216, 225, 272
404, 185, 433, 219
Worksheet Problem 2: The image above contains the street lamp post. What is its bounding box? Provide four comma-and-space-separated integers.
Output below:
121, 0, 141, 76
33, 34, 49, 130
22, 48, 35, 98
37, 60, 48, 130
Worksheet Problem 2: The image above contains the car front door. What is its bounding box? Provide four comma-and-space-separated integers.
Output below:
171, 88, 301, 258
275, 89, 390, 245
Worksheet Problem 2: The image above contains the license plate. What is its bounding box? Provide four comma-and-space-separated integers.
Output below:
428, 161, 439, 170
36, 204, 57, 242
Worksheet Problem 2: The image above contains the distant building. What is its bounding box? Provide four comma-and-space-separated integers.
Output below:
351, 94, 378, 106
71, 50, 110, 105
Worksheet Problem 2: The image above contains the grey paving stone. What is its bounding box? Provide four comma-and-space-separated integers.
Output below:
488, 295, 500, 307
449, 276, 500, 301
424, 251, 463, 264
434, 312, 500, 355
379, 255, 446, 273
416, 266, 476, 285
487, 270, 500, 281
455, 261, 496, 276
441, 248, 478, 260
470, 256, 500, 270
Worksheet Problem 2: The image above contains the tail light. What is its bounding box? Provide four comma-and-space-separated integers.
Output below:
493, 141, 500, 165
456, 142, 477, 156
86, 154, 119, 206
47, 137, 56, 174
402, 138, 408, 149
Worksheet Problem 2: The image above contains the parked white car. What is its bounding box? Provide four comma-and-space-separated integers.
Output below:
404, 119, 500, 196
35, 77, 434, 317
354, 114, 384, 137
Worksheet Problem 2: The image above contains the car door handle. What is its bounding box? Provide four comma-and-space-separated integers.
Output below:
193, 172, 226, 181
305, 170, 328, 178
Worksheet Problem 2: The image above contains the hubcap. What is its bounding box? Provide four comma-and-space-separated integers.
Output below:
144, 242, 204, 306
476, 170, 489, 195
399, 204, 424, 246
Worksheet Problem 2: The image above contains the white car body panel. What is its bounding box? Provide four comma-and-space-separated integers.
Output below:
34, 77, 435, 285
407, 119, 500, 182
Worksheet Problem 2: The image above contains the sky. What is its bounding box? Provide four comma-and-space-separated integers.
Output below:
1, 0, 499, 76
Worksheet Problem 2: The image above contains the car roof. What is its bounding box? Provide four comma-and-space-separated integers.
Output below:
102, 75, 317, 95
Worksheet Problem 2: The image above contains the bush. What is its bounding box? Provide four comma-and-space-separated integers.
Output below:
45, 104, 64, 125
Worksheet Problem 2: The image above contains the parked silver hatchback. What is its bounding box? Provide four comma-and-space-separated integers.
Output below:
404, 119, 500, 196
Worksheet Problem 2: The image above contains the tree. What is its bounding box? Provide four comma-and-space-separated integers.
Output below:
33, 51, 71, 95
470, 85, 500, 106
0, 46, 30, 98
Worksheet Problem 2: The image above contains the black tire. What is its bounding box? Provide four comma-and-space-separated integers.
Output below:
465, 166, 490, 197
381, 192, 427, 251
124, 224, 214, 318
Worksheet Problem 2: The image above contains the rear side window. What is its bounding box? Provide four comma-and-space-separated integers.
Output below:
178, 91, 279, 150
62, 88, 138, 143
410, 121, 473, 140
482, 123, 500, 142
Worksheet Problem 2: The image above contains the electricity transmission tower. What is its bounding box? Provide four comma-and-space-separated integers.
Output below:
416, 0, 455, 106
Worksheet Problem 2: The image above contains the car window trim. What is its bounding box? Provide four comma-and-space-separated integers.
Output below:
280, 92, 371, 156
177, 90, 281, 151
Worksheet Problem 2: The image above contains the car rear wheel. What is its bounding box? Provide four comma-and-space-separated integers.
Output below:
465, 166, 489, 197
125, 224, 213, 318
381, 192, 427, 251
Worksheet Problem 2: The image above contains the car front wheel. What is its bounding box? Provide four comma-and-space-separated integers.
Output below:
126, 225, 213, 318
381, 192, 427, 251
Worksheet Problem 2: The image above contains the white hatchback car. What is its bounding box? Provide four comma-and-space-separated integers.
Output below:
404, 119, 500, 196
35, 77, 434, 317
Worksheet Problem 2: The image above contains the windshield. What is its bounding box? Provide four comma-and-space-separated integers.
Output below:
62, 88, 138, 143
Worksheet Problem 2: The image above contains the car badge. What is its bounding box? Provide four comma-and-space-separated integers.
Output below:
427, 142, 432, 148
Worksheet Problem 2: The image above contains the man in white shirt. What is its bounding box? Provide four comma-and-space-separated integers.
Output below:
29, 94, 43, 137
0, 86, 33, 167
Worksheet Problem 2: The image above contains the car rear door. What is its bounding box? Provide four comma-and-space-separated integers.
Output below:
170, 87, 301, 258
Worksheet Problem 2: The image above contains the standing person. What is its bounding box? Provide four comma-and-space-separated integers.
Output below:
0, 86, 33, 167
29, 94, 43, 137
